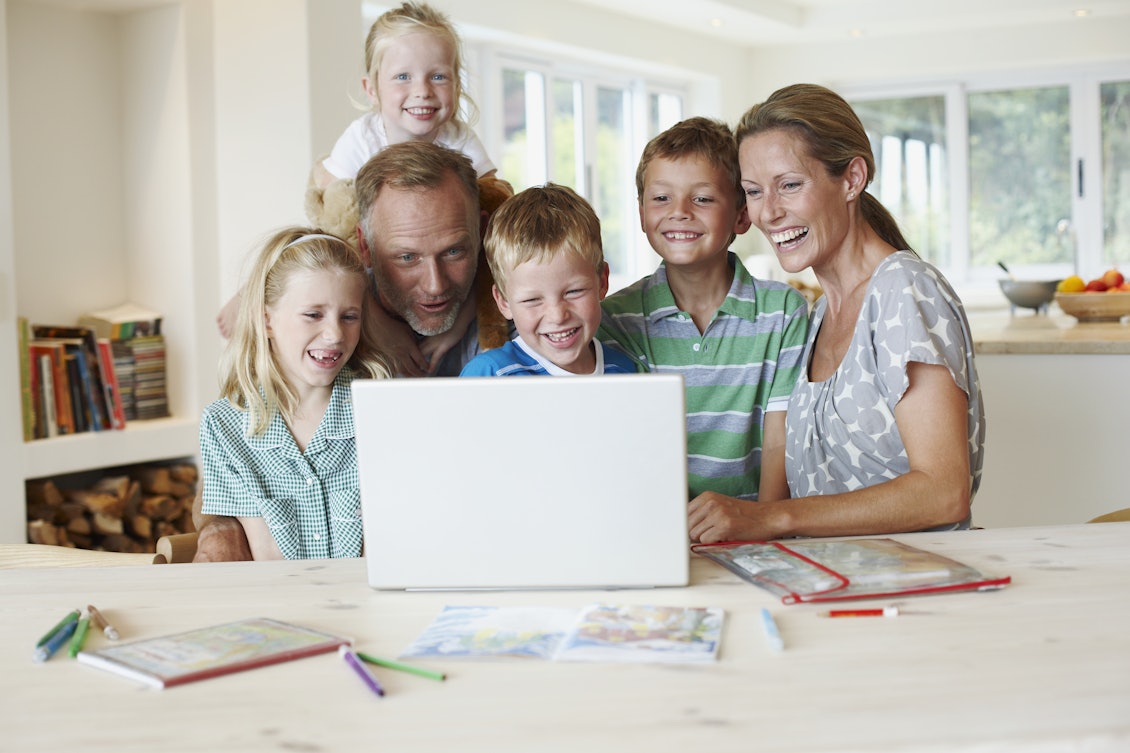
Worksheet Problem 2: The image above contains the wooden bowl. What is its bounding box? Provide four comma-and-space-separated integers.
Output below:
1055, 291, 1130, 322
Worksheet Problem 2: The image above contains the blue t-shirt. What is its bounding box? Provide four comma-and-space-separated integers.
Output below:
460, 336, 640, 377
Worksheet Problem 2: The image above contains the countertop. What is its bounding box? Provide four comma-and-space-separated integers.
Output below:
968, 308, 1130, 355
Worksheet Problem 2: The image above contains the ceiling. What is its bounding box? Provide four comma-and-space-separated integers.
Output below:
564, 0, 1130, 46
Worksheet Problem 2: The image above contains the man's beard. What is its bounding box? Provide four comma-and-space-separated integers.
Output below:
374, 272, 473, 337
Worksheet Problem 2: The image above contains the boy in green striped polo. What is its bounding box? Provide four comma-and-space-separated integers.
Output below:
599, 117, 809, 507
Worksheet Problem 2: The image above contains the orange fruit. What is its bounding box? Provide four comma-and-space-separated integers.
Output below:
1057, 275, 1085, 293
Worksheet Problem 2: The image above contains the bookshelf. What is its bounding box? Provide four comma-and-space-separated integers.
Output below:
0, 0, 362, 543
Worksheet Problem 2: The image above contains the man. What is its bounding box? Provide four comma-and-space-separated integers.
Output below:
356, 141, 485, 377
194, 142, 486, 561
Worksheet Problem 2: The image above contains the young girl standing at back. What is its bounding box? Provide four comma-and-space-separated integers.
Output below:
200, 229, 390, 560
314, 1, 495, 188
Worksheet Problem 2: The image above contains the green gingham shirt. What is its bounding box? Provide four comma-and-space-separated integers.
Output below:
199, 370, 362, 559
599, 253, 809, 500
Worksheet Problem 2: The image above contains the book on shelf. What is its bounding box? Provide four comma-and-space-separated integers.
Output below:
27, 339, 74, 436
77, 618, 350, 689
96, 338, 127, 430
17, 317, 34, 441
79, 302, 163, 341
400, 604, 724, 664
120, 334, 169, 420
31, 324, 113, 432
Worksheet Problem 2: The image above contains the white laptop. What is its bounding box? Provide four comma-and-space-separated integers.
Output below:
352, 374, 689, 590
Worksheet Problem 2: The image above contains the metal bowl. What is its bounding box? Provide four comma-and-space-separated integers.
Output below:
998, 279, 1061, 312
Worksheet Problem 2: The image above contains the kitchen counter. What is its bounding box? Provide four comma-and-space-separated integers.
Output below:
968, 309, 1130, 355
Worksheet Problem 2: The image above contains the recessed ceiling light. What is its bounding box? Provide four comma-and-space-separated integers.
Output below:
710, 18, 722, 28
849, 28, 866, 38
1073, 8, 1091, 17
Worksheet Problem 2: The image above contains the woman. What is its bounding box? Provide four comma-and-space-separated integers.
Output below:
688, 83, 984, 543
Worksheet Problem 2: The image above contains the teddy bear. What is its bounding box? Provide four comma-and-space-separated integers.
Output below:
303, 164, 513, 353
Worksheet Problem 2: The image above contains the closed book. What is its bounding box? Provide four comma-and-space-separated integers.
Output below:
96, 338, 127, 429
17, 317, 34, 441
79, 302, 163, 340
28, 340, 74, 435
76, 618, 349, 689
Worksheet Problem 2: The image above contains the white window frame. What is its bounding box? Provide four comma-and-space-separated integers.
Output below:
469, 43, 692, 290
842, 63, 1130, 303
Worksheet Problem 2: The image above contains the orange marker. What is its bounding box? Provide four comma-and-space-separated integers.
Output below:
823, 606, 900, 618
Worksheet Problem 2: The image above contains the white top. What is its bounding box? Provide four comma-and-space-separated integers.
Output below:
322, 112, 496, 180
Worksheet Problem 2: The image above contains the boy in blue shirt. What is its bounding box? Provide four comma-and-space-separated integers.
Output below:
461, 183, 638, 376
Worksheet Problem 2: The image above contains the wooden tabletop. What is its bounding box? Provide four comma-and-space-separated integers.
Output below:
4, 523, 1130, 753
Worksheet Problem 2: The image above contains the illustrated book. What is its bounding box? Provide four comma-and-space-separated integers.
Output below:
399, 604, 724, 663
76, 618, 349, 689
691, 537, 1011, 605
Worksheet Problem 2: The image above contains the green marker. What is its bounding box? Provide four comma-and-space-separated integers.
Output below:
35, 609, 80, 648
356, 651, 446, 681
68, 617, 91, 658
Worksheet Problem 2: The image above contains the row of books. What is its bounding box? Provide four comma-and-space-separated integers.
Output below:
17, 305, 169, 441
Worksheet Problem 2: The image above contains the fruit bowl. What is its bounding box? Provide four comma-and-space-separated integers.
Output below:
999, 279, 1061, 312
1055, 291, 1130, 323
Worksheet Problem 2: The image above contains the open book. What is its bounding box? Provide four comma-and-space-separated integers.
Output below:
400, 604, 724, 663
691, 538, 1011, 605
77, 618, 349, 688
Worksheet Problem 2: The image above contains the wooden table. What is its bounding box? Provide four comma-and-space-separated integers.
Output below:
3, 524, 1129, 752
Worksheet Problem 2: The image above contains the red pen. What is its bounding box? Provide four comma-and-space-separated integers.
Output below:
823, 606, 900, 618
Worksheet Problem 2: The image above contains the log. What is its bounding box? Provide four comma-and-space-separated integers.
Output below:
140, 494, 182, 521
26, 479, 65, 509
136, 466, 173, 495
92, 475, 131, 499
127, 514, 153, 541
66, 489, 125, 518
92, 512, 124, 536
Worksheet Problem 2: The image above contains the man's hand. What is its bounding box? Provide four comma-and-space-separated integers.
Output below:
192, 516, 253, 562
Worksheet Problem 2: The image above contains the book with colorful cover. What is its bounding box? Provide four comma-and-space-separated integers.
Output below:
28, 340, 73, 435
96, 338, 127, 429
77, 618, 349, 689
691, 538, 1012, 605
400, 604, 724, 663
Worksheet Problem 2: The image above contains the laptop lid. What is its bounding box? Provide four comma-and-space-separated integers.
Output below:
353, 374, 689, 590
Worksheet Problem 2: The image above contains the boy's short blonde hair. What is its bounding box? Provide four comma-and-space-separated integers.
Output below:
484, 183, 604, 298
635, 116, 745, 211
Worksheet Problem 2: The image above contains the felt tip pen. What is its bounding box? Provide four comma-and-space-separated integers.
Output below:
68, 617, 91, 658
356, 651, 446, 682
823, 607, 900, 618
340, 645, 385, 697
760, 607, 784, 652
35, 609, 80, 648
87, 605, 119, 640
34, 619, 78, 663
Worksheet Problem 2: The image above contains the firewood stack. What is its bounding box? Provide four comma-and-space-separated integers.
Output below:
26, 463, 197, 554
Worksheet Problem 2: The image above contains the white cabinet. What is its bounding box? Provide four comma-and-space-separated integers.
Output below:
0, 0, 362, 543
973, 352, 1130, 528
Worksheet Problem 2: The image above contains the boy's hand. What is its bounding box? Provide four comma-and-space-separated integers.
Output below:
688, 493, 767, 544
367, 301, 430, 376
216, 292, 241, 339
418, 296, 478, 374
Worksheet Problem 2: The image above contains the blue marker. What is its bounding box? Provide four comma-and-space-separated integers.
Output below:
760, 607, 784, 653
34, 619, 78, 663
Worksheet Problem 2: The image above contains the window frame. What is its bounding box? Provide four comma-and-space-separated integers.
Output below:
842, 63, 1130, 300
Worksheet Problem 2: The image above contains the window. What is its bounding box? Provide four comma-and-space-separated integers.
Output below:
847, 72, 1130, 291
480, 51, 685, 290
